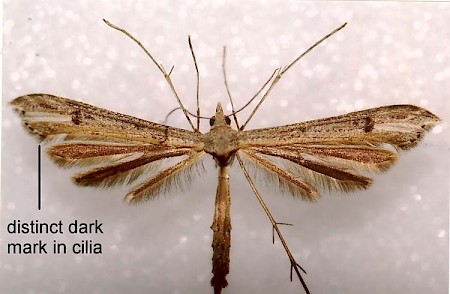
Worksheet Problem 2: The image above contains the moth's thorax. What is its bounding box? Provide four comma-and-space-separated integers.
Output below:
203, 126, 238, 166
202, 103, 238, 166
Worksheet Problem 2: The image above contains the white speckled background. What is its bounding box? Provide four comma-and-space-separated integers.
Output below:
2, 1, 449, 294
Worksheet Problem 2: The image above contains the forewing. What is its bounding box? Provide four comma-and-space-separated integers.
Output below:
238, 105, 440, 198
11, 94, 202, 146
239, 105, 440, 150
11, 94, 205, 197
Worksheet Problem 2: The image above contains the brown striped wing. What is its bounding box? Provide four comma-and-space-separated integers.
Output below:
237, 105, 440, 200
11, 94, 206, 201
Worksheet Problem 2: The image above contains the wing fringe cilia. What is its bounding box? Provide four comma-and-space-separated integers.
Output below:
11, 94, 440, 200
11, 93, 440, 292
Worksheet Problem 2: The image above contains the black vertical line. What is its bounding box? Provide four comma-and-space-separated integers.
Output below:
38, 144, 41, 210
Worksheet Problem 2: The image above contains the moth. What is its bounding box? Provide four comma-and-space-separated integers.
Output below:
10, 20, 440, 294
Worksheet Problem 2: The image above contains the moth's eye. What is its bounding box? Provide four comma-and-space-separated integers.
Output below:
209, 116, 216, 126
225, 116, 231, 125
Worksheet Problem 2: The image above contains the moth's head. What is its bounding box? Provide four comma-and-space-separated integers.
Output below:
209, 102, 231, 127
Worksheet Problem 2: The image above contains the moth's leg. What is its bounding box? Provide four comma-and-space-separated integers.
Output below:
240, 22, 347, 130
236, 153, 310, 294
221, 46, 278, 131
187, 37, 201, 132
103, 19, 196, 131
